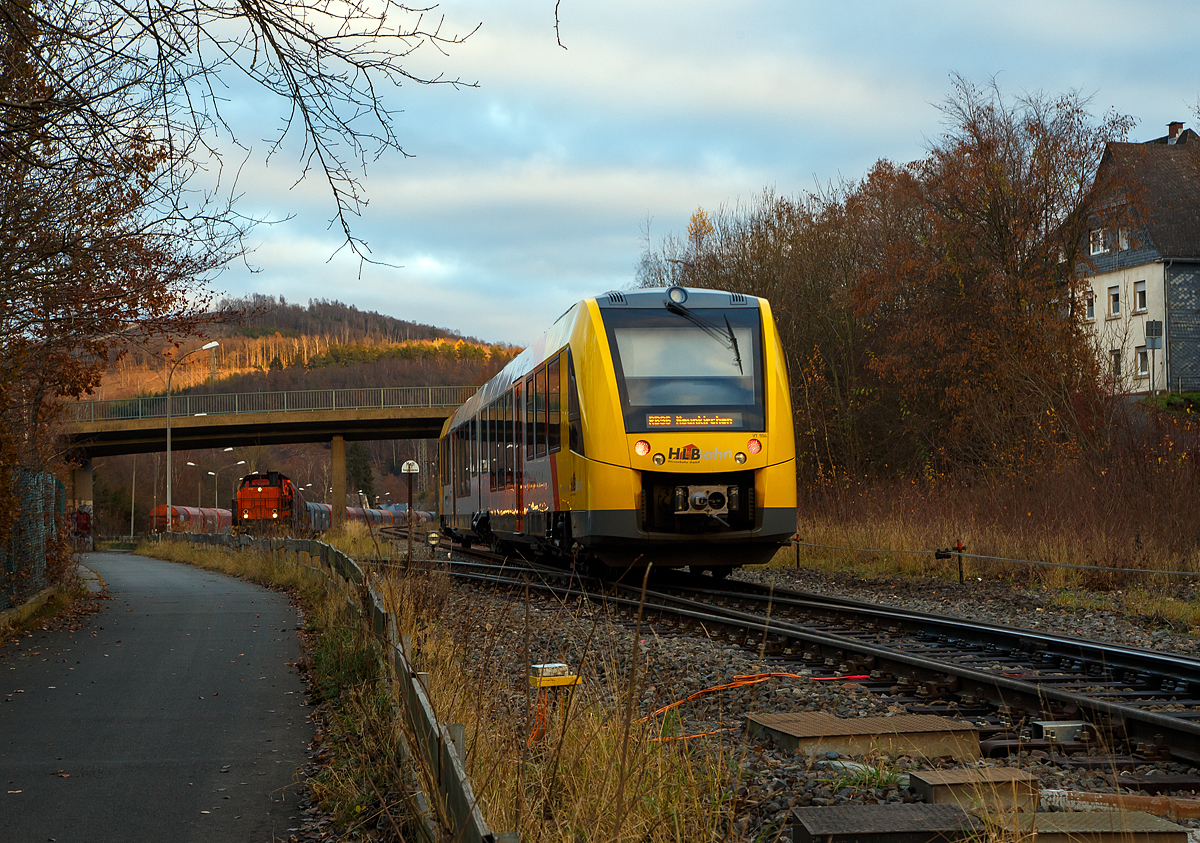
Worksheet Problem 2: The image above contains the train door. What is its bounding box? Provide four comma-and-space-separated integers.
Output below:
446, 434, 456, 524
514, 382, 524, 530
475, 410, 483, 514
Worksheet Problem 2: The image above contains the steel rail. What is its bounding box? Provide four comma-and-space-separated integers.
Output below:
652, 580, 1200, 685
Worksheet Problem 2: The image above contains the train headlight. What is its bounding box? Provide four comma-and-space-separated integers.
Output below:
272, 510, 278, 518
667, 286, 688, 304
734, 452, 747, 464
653, 453, 665, 465
747, 438, 762, 455
634, 439, 650, 456
690, 491, 709, 510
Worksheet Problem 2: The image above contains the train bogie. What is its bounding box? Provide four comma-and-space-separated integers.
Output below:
438, 286, 797, 573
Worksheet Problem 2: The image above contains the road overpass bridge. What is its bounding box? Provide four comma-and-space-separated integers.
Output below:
63, 386, 475, 457
62, 386, 476, 529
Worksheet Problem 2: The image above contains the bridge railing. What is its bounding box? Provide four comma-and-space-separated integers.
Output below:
65, 386, 478, 423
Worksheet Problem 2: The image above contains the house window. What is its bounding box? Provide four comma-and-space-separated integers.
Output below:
1108, 286, 1120, 316
1135, 280, 1147, 312
1119, 227, 1131, 251
1111, 350, 1121, 377
1085, 293, 1095, 320
1090, 228, 1108, 255
1137, 347, 1149, 377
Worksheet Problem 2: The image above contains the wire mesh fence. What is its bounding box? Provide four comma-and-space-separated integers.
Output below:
1, 470, 67, 612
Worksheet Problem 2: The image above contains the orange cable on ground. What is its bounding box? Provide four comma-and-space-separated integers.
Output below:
635, 672, 871, 725
650, 727, 739, 743
527, 688, 550, 745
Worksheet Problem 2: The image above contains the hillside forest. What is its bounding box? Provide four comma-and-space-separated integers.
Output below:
88, 297, 519, 534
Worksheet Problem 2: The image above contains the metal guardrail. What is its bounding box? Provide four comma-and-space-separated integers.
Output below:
167, 532, 508, 843
65, 386, 478, 423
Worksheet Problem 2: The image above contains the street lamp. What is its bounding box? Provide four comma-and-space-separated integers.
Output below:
209, 460, 246, 508
186, 461, 202, 507
165, 341, 219, 530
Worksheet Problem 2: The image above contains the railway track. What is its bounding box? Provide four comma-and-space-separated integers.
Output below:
415, 541, 1200, 769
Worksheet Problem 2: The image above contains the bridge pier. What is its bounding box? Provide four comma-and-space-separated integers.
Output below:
72, 460, 94, 550
331, 435, 346, 532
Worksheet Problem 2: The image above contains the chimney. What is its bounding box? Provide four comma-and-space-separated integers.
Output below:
1168, 121, 1184, 144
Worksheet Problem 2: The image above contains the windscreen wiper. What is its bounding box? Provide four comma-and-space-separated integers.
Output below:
665, 301, 744, 374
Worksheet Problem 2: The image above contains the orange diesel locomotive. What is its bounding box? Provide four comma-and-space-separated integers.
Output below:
232, 471, 402, 535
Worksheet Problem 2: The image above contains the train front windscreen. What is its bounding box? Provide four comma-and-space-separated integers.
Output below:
602, 304, 764, 433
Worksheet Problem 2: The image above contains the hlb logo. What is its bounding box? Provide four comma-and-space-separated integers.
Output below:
667, 444, 733, 462
668, 444, 701, 461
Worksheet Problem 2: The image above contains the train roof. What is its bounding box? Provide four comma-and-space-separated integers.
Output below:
445, 286, 765, 430
591, 287, 760, 311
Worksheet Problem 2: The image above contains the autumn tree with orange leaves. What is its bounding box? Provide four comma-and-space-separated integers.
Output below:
858, 78, 1136, 472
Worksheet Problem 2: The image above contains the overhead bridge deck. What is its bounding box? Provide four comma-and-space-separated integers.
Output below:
63, 386, 477, 457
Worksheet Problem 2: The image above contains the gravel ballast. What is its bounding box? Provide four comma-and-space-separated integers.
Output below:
424, 564, 1200, 841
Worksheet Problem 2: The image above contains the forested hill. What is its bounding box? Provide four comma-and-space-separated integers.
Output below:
212, 294, 474, 344
95, 297, 518, 399
183, 339, 519, 395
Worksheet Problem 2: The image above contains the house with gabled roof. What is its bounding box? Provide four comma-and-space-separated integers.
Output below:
1083, 122, 1200, 393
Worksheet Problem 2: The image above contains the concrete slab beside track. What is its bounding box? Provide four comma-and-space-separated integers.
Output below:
0, 551, 313, 842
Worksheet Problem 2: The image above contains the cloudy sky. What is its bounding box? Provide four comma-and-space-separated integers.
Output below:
216, 0, 1200, 345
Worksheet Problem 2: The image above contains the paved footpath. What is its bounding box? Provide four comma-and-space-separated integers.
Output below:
1, 551, 314, 842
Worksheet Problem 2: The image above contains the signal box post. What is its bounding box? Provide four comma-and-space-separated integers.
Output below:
401, 459, 420, 564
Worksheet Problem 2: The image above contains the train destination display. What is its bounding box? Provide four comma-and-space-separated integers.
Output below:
646, 412, 742, 428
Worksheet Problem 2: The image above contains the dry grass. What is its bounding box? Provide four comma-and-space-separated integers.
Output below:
134, 537, 320, 592
765, 471, 1200, 630
325, 520, 441, 568
374, 567, 735, 843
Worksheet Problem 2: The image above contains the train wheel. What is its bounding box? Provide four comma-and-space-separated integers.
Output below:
689, 564, 709, 576
710, 567, 733, 580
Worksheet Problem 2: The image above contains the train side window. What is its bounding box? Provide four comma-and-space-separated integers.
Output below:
547, 355, 561, 453
469, 417, 478, 478
490, 400, 500, 491
455, 427, 464, 497
457, 426, 470, 498
442, 436, 449, 488
567, 350, 584, 456
536, 366, 548, 457
525, 376, 535, 460
484, 403, 493, 490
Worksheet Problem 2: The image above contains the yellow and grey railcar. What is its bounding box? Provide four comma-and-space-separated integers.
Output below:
437, 286, 796, 574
